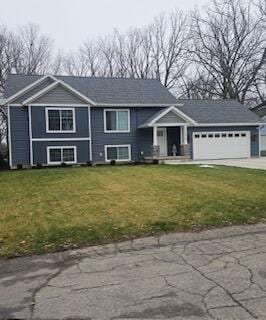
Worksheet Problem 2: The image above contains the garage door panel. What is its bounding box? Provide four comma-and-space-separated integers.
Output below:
193, 131, 250, 160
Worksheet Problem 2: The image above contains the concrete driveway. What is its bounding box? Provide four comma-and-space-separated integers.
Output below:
1, 224, 266, 320
165, 158, 266, 170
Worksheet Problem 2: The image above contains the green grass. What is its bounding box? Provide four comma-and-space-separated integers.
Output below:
1, 165, 266, 257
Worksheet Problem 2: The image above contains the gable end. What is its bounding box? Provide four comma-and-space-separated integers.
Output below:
11, 77, 55, 104
157, 111, 186, 124
31, 84, 89, 105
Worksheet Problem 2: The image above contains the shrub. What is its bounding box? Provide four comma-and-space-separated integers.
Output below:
17, 164, 23, 170
110, 160, 116, 165
0, 158, 8, 170
61, 162, 68, 167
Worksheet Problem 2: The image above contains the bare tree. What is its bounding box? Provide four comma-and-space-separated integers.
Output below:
13, 23, 53, 75
0, 23, 53, 163
62, 52, 90, 76
73, 9, 190, 92
250, 0, 266, 108
257, 0, 266, 18
178, 70, 218, 99
190, 0, 266, 103
50, 51, 64, 75
80, 40, 102, 76
150, 10, 191, 89
120, 27, 153, 79
0, 27, 15, 93
96, 35, 118, 77
112, 31, 128, 77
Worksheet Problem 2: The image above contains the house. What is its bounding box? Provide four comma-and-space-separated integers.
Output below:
1, 74, 264, 169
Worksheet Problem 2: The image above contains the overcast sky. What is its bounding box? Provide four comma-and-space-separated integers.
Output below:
1, 0, 208, 52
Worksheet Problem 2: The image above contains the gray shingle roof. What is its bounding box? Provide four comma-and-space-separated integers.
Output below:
4, 74, 263, 124
4, 74, 178, 105
177, 100, 262, 124
139, 101, 262, 127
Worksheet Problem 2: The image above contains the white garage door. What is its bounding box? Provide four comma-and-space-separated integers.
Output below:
193, 131, 250, 160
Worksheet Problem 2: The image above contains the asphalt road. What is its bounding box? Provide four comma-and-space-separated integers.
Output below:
1, 223, 266, 320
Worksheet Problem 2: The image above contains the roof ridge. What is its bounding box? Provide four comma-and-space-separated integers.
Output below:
177, 98, 238, 102
8, 73, 160, 82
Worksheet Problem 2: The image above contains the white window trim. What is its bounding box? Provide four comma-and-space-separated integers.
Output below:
104, 145, 131, 162
47, 146, 77, 165
103, 109, 130, 133
32, 137, 90, 141
7, 105, 12, 167
28, 105, 33, 166
45, 107, 76, 133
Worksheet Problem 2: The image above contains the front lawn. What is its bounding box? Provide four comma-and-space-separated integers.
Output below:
1, 165, 266, 257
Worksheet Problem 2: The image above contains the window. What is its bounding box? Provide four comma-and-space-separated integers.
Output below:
201, 134, 207, 138
235, 133, 240, 137
104, 109, 130, 132
221, 133, 226, 137
241, 133, 246, 137
228, 133, 233, 137
105, 145, 131, 161
46, 108, 75, 132
208, 134, 214, 138
47, 146, 76, 164
215, 134, 220, 138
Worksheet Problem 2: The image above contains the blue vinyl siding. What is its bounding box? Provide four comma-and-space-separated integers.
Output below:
31, 106, 90, 139
9, 104, 260, 167
91, 107, 162, 162
32, 140, 90, 164
138, 128, 153, 159
9, 106, 30, 166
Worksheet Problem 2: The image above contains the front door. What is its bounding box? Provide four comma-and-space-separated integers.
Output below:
157, 128, 167, 156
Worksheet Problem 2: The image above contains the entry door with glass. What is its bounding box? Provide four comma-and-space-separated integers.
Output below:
157, 128, 167, 156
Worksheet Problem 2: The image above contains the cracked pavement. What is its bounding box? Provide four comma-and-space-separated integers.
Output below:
1, 224, 266, 319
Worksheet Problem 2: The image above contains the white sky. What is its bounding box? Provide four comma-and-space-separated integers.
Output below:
1, 0, 208, 52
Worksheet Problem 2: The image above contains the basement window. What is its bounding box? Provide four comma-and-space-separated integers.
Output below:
105, 145, 131, 162
47, 146, 77, 164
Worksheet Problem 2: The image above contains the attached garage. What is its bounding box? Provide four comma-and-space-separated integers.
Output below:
192, 131, 251, 160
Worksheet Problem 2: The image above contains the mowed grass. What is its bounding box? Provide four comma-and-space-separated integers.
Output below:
0, 165, 266, 257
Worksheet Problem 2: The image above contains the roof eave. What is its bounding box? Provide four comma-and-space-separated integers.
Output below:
94, 103, 182, 107
187, 122, 265, 127
2, 75, 57, 106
